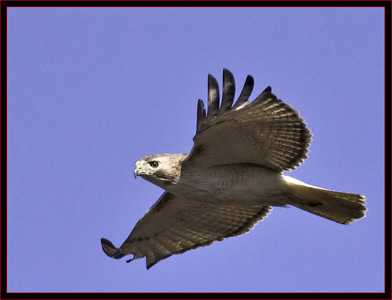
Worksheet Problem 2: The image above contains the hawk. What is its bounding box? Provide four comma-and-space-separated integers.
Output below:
101, 69, 366, 269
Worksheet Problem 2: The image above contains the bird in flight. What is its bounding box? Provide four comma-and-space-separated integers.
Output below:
101, 69, 366, 269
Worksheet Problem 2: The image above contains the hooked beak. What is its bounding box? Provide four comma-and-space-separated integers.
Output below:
134, 161, 143, 179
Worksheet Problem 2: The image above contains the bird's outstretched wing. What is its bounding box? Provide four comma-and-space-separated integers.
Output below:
101, 192, 271, 269
185, 69, 312, 171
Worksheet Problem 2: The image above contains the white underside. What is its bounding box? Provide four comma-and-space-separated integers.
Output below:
165, 164, 296, 206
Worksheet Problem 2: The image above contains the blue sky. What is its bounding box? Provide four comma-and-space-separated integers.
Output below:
7, 7, 384, 293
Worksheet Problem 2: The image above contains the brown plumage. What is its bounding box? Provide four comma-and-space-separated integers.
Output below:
101, 69, 366, 269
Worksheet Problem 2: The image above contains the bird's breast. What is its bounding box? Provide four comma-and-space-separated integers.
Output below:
170, 164, 289, 206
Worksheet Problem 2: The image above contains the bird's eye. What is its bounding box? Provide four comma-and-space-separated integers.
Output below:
148, 161, 159, 168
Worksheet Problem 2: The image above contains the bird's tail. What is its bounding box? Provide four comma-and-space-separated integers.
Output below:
283, 176, 367, 224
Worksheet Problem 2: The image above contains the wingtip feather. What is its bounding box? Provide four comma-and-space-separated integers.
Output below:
262, 86, 272, 93
101, 238, 125, 259
220, 68, 235, 114
197, 99, 206, 132
207, 74, 220, 118
232, 75, 254, 109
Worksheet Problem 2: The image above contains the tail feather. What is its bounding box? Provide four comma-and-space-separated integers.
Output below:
283, 176, 367, 224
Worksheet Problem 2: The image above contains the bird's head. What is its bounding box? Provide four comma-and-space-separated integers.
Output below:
134, 153, 188, 187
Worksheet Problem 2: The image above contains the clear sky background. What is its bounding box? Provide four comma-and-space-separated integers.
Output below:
7, 7, 384, 293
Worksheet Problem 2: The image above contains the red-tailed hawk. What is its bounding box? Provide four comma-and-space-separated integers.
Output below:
101, 69, 366, 269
